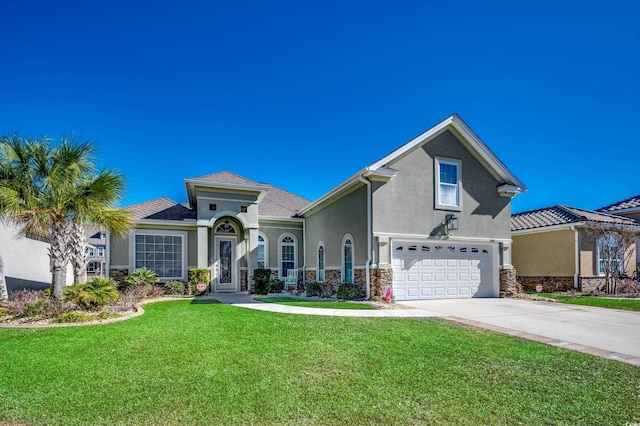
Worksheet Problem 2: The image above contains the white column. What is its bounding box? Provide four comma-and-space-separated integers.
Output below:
197, 226, 209, 269
499, 242, 512, 269
377, 236, 390, 267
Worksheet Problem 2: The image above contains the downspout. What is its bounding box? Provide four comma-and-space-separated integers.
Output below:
302, 218, 306, 290
571, 226, 579, 290
357, 174, 372, 300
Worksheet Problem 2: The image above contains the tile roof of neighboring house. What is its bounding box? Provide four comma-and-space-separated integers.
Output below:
187, 170, 268, 187
597, 194, 640, 213
511, 205, 637, 232
124, 197, 197, 221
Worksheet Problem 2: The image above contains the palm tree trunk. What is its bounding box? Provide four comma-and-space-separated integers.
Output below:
49, 217, 69, 298
0, 253, 7, 301
69, 221, 88, 284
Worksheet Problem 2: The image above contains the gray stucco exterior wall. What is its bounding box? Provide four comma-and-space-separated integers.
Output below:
305, 186, 368, 268
257, 220, 304, 273
372, 130, 511, 240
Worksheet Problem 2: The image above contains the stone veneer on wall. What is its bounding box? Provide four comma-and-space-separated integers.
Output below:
517, 276, 574, 292
499, 268, 520, 297
109, 268, 128, 285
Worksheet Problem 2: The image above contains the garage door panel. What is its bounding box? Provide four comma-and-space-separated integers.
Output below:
392, 240, 496, 301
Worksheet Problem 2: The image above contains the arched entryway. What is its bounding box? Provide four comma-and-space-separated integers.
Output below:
212, 217, 242, 292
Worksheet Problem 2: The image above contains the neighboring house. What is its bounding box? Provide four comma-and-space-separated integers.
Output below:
511, 205, 639, 292
86, 229, 107, 277
598, 194, 640, 269
0, 222, 73, 293
108, 114, 526, 300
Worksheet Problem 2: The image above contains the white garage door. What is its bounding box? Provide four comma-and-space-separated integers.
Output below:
392, 240, 497, 300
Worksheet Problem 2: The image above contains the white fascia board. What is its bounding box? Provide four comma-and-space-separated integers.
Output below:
368, 114, 527, 192
184, 179, 269, 208
258, 216, 305, 223
511, 223, 580, 236
497, 184, 524, 198
297, 169, 366, 216
134, 219, 197, 228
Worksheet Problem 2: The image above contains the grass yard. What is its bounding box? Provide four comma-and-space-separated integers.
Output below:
254, 296, 374, 309
539, 293, 640, 311
1, 300, 639, 425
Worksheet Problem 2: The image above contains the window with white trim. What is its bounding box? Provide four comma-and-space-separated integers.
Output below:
317, 244, 325, 283
257, 234, 267, 269
134, 234, 183, 279
342, 235, 354, 284
280, 234, 296, 278
87, 261, 101, 274
597, 235, 620, 275
436, 157, 461, 209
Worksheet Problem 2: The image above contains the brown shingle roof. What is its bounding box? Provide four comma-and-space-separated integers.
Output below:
511, 205, 636, 231
187, 170, 268, 187
124, 197, 196, 221
598, 194, 640, 213
259, 186, 311, 218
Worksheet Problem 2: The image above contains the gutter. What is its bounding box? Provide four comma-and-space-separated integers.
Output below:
302, 219, 306, 290
357, 174, 372, 300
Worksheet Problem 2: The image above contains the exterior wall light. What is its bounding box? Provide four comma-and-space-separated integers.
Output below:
445, 214, 459, 232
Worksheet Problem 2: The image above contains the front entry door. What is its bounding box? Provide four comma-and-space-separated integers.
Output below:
215, 236, 237, 292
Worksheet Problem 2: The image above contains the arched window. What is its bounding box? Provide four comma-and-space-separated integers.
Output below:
317, 243, 325, 283
215, 221, 236, 234
342, 234, 354, 284
279, 234, 297, 278
257, 234, 267, 269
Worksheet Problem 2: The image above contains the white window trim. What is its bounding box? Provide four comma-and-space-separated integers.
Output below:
342, 233, 354, 284
131, 230, 187, 281
258, 233, 268, 269
435, 156, 462, 211
317, 241, 325, 283
278, 233, 297, 279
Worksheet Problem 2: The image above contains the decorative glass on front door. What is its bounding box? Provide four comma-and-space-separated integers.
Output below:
220, 240, 232, 284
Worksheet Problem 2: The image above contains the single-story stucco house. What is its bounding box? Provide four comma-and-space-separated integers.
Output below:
511, 205, 639, 292
108, 114, 526, 301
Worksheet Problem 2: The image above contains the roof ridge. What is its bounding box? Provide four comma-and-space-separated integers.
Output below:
512, 204, 564, 216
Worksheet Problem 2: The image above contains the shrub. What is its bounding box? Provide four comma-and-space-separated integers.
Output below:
164, 280, 188, 295
337, 283, 363, 300
6, 290, 47, 317
267, 277, 285, 294
64, 278, 119, 309
124, 268, 159, 288
306, 281, 333, 298
0, 307, 6, 319
189, 268, 210, 296
252, 269, 272, 295
96, 311, 121, 320
53, 311, 96, 323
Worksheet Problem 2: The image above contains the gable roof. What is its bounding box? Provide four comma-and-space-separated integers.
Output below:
598, 194, 640, 214
184, 170, 310, 218
124, 197, 197, 221
511, 205, 637, 232
187, 170, 269, 188
299, 113, 526, 216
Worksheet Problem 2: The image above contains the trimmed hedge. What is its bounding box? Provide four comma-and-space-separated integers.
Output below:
337, 283, 362, 300
252, 269, 272, 295
188, 268, 210, 296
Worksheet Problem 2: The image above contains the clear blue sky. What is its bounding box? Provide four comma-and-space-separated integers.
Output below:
1, 0, 638, 213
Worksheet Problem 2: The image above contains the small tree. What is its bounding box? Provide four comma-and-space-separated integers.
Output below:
586, 224, 638, 294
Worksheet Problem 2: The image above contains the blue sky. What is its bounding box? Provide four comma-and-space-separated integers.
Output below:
1, 0, 638, 213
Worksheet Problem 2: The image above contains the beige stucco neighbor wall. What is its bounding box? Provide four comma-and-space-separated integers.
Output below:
579, 229, 637, 276
512, 229, 575, 276
372, 130, 511, 240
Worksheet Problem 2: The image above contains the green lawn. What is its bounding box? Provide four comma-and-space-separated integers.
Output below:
254, 296, 374, 309
1, 300, 639, 425
539, 293, 640, 311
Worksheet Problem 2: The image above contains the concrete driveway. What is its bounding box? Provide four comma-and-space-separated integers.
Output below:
399, 298, 640, 366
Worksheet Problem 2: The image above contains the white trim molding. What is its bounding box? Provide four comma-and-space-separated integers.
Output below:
435, 156, 462, 211
278, 232, 298, 279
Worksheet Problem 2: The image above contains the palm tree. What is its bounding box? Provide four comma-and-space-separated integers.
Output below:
0, 134, 132, 298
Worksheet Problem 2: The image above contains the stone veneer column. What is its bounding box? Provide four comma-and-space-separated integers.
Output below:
499, 267, 519, 297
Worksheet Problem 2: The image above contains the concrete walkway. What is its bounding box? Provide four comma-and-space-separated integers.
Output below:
208, 293, 444, 317
211, 293, 640, 366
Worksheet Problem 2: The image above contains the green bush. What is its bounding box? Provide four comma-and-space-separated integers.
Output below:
53, 311, 96, 323
96, 311, 121, 320
124, 268, 159, 288
164, 280, 188, 295
0, 307, 5, 318
188, 268, 210, 295
267, 277, 285, 294
252, 269, 272, 295
336, 283, 363, 300
306, 281, 333, 298
64, 278, 119, 309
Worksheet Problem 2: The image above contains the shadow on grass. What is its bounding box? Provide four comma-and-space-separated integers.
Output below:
190, 299, 222, 305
